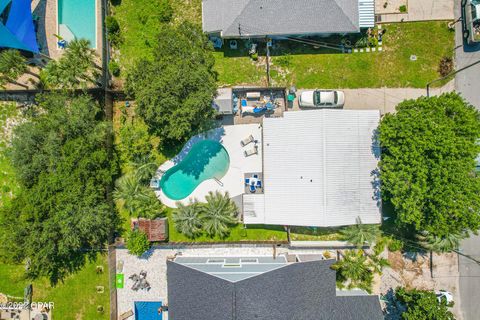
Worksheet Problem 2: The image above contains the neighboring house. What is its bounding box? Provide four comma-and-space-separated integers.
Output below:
131, 217, 168, 242
202, 0, 375, 39
167, 255, 384, 320
243, 109, 381, 227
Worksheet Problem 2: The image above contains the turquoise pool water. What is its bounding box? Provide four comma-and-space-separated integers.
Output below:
160, 140, 230, 200
134, 301, 162, 320
58, 0, 96, 47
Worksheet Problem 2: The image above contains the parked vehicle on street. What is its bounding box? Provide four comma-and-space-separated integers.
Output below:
298, 90, 345, 108
462, 0, 480, 44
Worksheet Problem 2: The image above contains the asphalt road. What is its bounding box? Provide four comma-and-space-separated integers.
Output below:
454, 0, 480, 109
454, 2, 480, 319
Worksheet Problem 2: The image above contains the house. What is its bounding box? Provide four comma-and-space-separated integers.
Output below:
167, 255, 384, 320
131, 217, 168, 242
202, 0, 375, 39
243, 109, 382, 227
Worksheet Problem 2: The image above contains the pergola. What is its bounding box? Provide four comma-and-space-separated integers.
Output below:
0, 0, 39, 53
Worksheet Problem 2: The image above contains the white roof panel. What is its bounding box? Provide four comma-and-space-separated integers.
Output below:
250, 109, 381, 227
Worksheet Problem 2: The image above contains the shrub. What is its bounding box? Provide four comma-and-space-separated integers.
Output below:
158, 0, 174, 23
387, 238, 404, 252
399, 5, 407, 13
275, 55, 292, 68
108, 60, 121, 77
438, 56, 454, 77
251, 52, 258, 61
105, 16, 121, 46
126, 229, 150, 256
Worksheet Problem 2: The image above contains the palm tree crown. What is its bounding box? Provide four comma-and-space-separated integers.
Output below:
200, 191, 238, 238
172, 201, 203, 238
340, 217, 381, 248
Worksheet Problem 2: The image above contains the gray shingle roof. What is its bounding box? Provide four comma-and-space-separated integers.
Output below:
202, 0, 360, 37
167, 259, 383, 320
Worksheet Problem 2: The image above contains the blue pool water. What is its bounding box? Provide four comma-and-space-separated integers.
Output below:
58, 0, 96, 47
134, 301, 162, 320
160, 140, 230, 200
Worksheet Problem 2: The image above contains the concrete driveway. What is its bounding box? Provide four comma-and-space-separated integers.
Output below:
454, 0, 480, 109
292, 82, 454, 114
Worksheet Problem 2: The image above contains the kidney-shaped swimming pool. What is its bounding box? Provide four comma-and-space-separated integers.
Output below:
160, 140, 230, 201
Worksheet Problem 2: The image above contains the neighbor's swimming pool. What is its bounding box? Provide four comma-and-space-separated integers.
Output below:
58, 0, 96, 47
160, 140, 230, 200
134, 301, 162, 320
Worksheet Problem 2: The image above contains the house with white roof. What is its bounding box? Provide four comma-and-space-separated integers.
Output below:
243, 109, 382, 227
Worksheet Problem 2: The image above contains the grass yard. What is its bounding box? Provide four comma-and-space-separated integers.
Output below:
0, 103, 20, 208
0, 255, 109, 320
268, 21, 455, 88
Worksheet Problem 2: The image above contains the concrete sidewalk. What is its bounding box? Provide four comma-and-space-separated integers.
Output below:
377, 0, 454, 23
293, 80, 454, 114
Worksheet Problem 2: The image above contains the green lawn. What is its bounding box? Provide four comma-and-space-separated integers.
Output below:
0, 103, 20, 208
0, 255, 109, 320
268, 21, 454, 88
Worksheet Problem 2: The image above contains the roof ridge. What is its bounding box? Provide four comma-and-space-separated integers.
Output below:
330, 0, 359, 31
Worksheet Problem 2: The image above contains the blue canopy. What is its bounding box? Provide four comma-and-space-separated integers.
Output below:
0, 0, 39, 53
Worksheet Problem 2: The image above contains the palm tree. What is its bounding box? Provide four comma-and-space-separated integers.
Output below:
42, 39, 100, 89
200, 191, 238, 238
0, 49, 37, 88
331, 250, 374, 292
418, 230, 466, 253
172, 200, 203, 238
137, 190, 165, 219
64, 39, 102, 71
340, 217, 381, 248
113, 174, 148, 216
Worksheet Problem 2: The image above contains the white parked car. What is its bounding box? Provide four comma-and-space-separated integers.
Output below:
436, 290, 454, 305
298, 90, 345, 108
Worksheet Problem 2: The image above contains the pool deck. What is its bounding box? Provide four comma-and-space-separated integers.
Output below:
33, 0, 103, 60
156, 124, 263, 208
115, 246, 335, 318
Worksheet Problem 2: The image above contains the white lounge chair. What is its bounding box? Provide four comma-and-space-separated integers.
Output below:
240, 135, 255, 147
244, 146, 258, 157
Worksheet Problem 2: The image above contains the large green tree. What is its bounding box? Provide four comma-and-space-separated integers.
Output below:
0, 93, 117, 284
125, 22, 217, 146
379, 93, 480, 237
395, 287, 455, 320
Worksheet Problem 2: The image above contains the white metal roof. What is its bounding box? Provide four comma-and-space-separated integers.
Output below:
244, 109, 381, 227
358, 0, 375, 28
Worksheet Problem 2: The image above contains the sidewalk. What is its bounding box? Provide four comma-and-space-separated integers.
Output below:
293, 80, 454, 114
377, 0, 454, 23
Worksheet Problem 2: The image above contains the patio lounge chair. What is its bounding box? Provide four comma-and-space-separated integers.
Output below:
256, 180, 262, 188
253, 174, 258, 178
244, 146, 258, 157
119, 310, 134, 320
249, 184, 256, 193
240, 135, 255, 147
245, 178, 250, 185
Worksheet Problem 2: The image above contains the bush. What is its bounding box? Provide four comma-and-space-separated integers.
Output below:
251, 52, 258, 61
399, 5, 407, 13
275, 55, 292, 68
105, 16, 121, 47
158, 0, 174, 23
108, 60, 121, 77
387, 238, 404, 252
126, 230, 150, 256
438, 56, 453, 77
